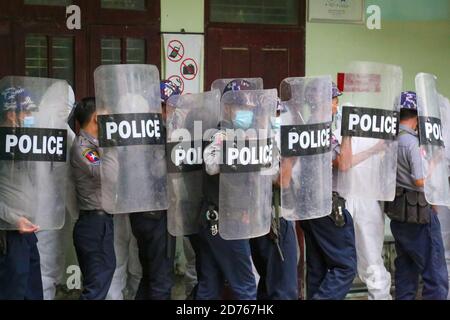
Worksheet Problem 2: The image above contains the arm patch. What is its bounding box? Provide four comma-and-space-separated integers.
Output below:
82, 148, 101, 165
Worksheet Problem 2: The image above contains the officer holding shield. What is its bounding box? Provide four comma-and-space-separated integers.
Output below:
385, 90, 449, 299
126, 80, 180, 300
298, 81, 358, 300
249, 99, 298, 300
0, 86, 43, 299
191, 79, 264, 300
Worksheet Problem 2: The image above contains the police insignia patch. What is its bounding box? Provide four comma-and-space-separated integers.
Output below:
82, 148, 100, 165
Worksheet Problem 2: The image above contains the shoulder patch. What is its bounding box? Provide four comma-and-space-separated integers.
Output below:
82, 148, 101, 165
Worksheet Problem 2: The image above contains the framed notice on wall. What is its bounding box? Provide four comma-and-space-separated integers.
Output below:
308, 0, 365, 24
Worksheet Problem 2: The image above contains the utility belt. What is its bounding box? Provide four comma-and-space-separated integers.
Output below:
79, 209, 113, 218
140, 211, 164, 220
329, 192, 346, 227
385, 187, 431, 224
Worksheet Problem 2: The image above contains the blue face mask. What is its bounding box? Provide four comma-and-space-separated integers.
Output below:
270, 117, 281, 129
232, 110, 254, 130
22, 116, 35, 128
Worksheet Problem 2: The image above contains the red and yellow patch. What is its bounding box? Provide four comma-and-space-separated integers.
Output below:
82, 148, 101, 165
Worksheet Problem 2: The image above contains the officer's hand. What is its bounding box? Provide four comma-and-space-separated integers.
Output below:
212, 131, 226, 146
16, 217, 40, 234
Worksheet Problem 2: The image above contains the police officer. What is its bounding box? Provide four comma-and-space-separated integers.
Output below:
71, 97, 116, 300
249, 99, 298, 300
299, 82, 358, 300
385, 91, 449, 300
127, 80, 179, 300
0, 86, 43, 300
189, 79, 258, 300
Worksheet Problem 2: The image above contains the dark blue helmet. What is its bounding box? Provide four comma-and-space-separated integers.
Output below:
222, 79, 255, 97
0, 86, 37, 113
160, 80, 181, 103
400, 91, 417, 110
332, 82, 342, 98
221, 79, 257, 106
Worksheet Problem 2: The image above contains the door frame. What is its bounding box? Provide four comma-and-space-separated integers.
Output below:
204, 0, 306, 91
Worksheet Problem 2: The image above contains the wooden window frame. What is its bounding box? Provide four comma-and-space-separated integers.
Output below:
13, 21, 87, 98
10, 0, 85, 23
205, 0, 306, 30
88, 24, 160, 95
86, 0, 160, 25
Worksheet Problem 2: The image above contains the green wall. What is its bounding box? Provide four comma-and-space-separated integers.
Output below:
161, 0, 204, 32
306, 1, 450, 98
161, 0, 450, 97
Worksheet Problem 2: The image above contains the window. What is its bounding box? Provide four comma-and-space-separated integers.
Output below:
25, 35, 74, 86
52, 37, 74, 85
126, 38, 145, 64
101, 37, 146, 65
101, 0, 146, 11
25, 35, 48, 78
209, 0, 299, 25
24, 0, 72, 5
101, 38, 121, 65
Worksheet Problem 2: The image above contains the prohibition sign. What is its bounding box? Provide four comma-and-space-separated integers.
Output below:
180, 58, 198, 81
168, 75, 185, 94
167, 40, 184, 62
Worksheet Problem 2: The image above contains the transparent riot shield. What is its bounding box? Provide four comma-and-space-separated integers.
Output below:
279, 76, 333, 220
439, 94, 450, 167
416, 73, 450, 206
94, 64, 167, 214
218, 89, 277, 240
166, 90, 220, 236
211, 78, 263, 95
0, 76, 71, 230
337, 61, 403, 201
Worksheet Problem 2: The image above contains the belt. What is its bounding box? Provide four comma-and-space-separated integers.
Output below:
140, 211, 163, 219
79, 210, 112, 217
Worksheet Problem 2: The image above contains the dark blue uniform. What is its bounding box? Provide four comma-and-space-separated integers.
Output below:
190, 126, 257, 300
129, 211, 175, 300
301, 211, 356, 299
128, 123, 175, 300
301, 133, 357, 300
0, 232, 43, 300
250, 217, 298, 299
390, 125, 448, 299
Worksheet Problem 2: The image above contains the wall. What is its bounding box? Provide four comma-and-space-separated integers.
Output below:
161, 0, 450, 97
306, 0, 450, 97
161, 0, 204, 33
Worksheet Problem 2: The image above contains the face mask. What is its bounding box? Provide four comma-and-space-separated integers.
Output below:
270, 116, 281, 129
232, 110, 254, 130
22, 116, 35, 128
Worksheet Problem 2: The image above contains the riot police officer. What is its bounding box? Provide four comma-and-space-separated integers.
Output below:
249, 99, 298, 300
126, 80, 179, 300
299, 82, 358, 300
385, 91, 449, 300
0, 86, 43, 300
190, 79, 259, 300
